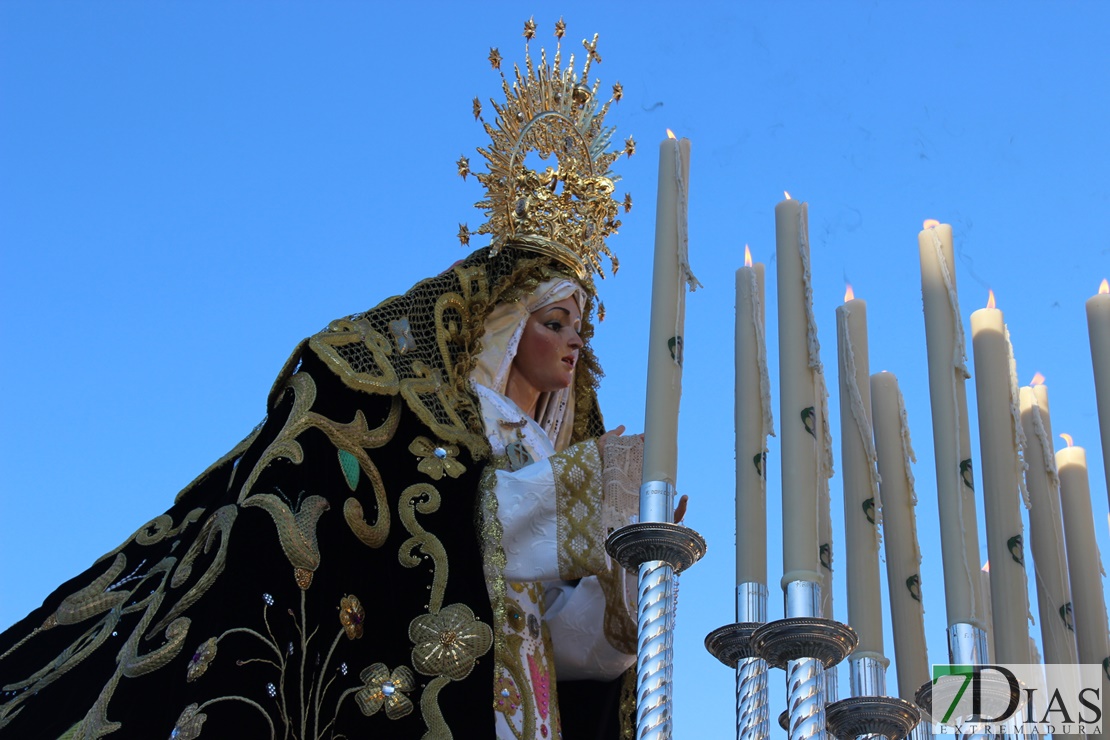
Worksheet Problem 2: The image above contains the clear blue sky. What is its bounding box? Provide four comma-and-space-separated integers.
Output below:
2, 2, 1108, 735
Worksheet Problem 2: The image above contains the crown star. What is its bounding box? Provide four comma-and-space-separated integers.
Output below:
554, 18, 566, 39
457, 156, 470, 180
463, 20, 629, 281
488, 48, 502, 70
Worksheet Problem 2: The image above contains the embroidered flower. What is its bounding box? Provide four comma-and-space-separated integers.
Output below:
186, 638, 217, 682
339, 594, 366, 640
170, 703, 206, 739
408, 437, 466, 480
409, 603, 493, 681
495, 675, 521, 715
355, 663, 415, 719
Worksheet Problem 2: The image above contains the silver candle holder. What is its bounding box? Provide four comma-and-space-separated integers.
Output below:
606, 480, 706, 740
751, 581, 858, 740
823, 656, 921, 739
705, 582, 771, 740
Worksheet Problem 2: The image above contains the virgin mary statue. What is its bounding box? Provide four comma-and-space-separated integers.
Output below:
0, 20, 646, 740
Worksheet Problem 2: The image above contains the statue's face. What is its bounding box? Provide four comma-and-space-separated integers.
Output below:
511, 296, 583, 396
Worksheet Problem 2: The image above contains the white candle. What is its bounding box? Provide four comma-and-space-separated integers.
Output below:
1018, 382, 1078, 664
836, 291, 884, 657
871, 371, 929, 702
970, 293, 1033, 664
735, 247, 774, 588
917, 220, 986, 631
1056, 440, 1110, 716
642, 134, 693, 499
775, 196, 834, 592
1088, 279, 1110, 510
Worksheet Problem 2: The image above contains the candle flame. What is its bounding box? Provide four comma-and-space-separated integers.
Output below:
982, 561, 990, 573
666, 129, 676, 140
744, 244, 752, 268
844, 283, 855, 302
1100, 278, 1109, 295
1060, 433, 1074, 448
1031, 372, 1046, 386
923, 219, 940, 229
784, 191, 792, 200
986, 290, 996, 309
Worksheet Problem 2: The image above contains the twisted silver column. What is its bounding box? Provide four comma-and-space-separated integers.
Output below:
736, 583, 770, 740
636, 558, 675, 737
784, 581, 826, 740
635, 480, 676, 740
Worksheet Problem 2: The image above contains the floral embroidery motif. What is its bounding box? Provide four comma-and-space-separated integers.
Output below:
494, 675, 521, 716
355, 663, 416, 720
170, 703, 207, 739
409, 603, 493, 681
409, 437, 466, 480
339, 594, 366, 640
240, 488, 330, 590
185, 638, 217, 682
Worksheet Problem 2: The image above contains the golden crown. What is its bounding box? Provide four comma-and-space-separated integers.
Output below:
456, 18, 634, 282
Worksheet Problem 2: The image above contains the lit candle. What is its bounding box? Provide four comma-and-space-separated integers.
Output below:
836, 287, 884, 658
870, 371, 929, 702
775, 194, 834, 594
1088, 278, 1110, 510
917, 220, 986, 631
970, 291, 1033, 665
642, 131, 695, 502
735, 245, 774, 589
1018, 378, 1078, 664
1056, 437, 1110, 713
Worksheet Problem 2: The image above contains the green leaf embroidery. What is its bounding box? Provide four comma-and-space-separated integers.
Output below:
338, 449, 360, 491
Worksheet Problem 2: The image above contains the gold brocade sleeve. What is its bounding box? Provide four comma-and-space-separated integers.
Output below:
550, 440, 606, 581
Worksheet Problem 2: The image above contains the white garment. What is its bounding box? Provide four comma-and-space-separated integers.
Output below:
475, 383, 635, 739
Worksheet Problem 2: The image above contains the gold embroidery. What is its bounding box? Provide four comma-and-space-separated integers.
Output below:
596, 560, 637, 655
237, 371, 400, 553
338, 595, 366, 640
409, 437, 466, 480
121, 616, 191, 678
397, 483, 448, 613
355, 663, 416, 719
170, 703, 207, 739
311, 318, 399, 393
619, 669, 636, 739
153, 504, 237, 634
409, 604, 493, 681
418, 676, 453, 740
186, 637, 218, 682
55, 554, 129, 626
478, 460, 538, 740
241, 493, 330, 590
551, 441, 605, 580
